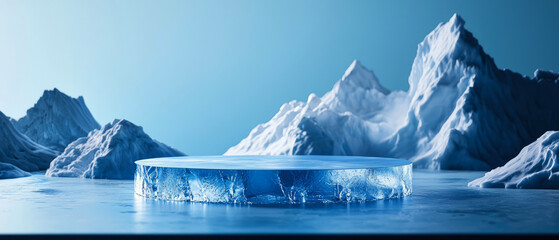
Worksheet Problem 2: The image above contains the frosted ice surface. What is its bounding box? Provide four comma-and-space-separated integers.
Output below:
135, 156, 412, 204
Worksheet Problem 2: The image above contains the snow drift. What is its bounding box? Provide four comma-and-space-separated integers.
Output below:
0, 111, 58, 171
15, 88, 100, 152
46, 119, 185, 179
0, 162, 31, 179
226, 14, 559, 171
469, 131, 559, 189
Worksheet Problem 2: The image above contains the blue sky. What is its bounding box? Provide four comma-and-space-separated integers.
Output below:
0, 0, 558, 155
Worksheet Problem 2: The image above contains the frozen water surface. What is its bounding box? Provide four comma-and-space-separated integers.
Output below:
135, 155, 411, 170
134, 156, 412, 203
1, 170, 558, 234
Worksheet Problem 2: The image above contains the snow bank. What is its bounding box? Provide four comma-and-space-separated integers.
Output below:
46, 119, 185, 180
0, 162, 31, 179
469, 131, 559, 189
15, 88, 100, 152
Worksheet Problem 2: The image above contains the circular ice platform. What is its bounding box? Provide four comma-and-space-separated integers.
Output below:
134, 155, 412, 204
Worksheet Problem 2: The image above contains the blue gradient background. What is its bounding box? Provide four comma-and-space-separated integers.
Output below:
0, 0, 558, 155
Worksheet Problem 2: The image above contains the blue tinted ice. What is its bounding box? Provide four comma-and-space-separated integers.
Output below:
134, 155, 412, 204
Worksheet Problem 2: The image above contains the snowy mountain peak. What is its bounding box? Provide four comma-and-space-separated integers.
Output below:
46, 118, 185, 179
337, 60, 389, 94
534, 69, 559, 82
226, 14, 559, 172
15, 88, 100, 152
100, 119, 146, 138
395, 14, 559, 170
38, 88, 87, 110
408, 13, 494, 95
447, 13, 465, 28
342, 60, 365, 79
40, 88, 71, 103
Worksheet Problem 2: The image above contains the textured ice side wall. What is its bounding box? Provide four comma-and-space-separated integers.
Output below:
134, 164, 412, 204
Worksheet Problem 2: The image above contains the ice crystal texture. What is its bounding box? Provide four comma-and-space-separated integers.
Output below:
134, 156, 412, 204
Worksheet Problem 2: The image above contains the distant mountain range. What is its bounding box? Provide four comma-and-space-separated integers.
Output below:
1, 14, 558, 188
226, 14, 559, 173
0, 89, 184, 179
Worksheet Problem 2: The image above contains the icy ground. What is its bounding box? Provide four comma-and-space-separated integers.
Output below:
1, 171, 558, 234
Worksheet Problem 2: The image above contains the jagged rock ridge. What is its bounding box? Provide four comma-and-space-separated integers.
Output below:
15, 88, 100, 152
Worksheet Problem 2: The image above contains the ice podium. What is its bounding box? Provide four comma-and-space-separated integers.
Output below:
135, 155, 412, 204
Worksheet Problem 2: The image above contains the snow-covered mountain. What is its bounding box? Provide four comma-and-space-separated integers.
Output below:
469, 131, 559, 189
0, 162, 31, 179
0, 111, 58, 171
226, 60, 409, 156
389, 14, 559, 170
46, 119, 185, 179
226, 14, 559, 171
15, 88, 100, 152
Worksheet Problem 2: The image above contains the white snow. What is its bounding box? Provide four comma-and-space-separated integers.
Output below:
226, 14, 559, 171
46, 119, 185, 179
469, 131, 559, 189
15, 88, 100, 152
225, 59, 409, 156
0, 111, 58, 171
0, 162, 31, 179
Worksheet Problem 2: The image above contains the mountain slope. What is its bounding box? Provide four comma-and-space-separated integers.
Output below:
0, 162, 31, 179
469, 131, 559, 189
46, 119, 185, 179
15, 88, 100, 152
0, 111, 58, 171
390, 14, 559, 170
226, 14, 559, 171
225, 60, 409, 156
